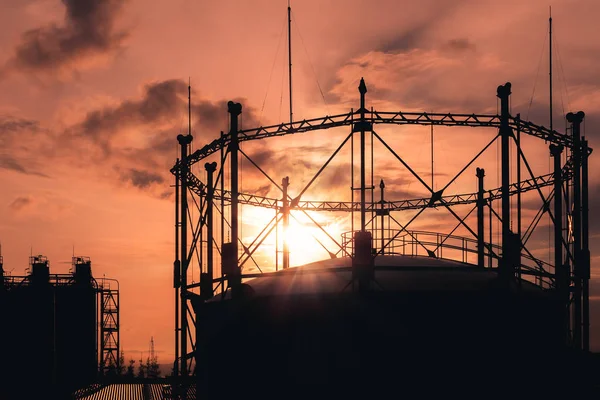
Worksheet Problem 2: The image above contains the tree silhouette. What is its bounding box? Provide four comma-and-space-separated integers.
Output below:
146, 355, 160, 378
137, 355, 146, 378
117, 350, 125, 375
105, 358, 118, 377
104, 350, 126, 377
126, 359, 135, 377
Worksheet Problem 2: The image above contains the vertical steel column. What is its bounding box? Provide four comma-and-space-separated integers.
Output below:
177, 133, 193, 377
516, 114, 522, 280
282, 177, 290, 269
204, 162, 217, 298
174, 159, 180, 378
551, 144, 563, 272
359, 78, 367, 232
476, 168, 485, 268
371, 114, 375, 236
567, 110, 584, 349
380, 179, 385, 255
220, 132, 225, 284
287, 0, 293, 125
228, 102, 242, 293
582, 138, 590, 351
489, 197, 493, 268
550, 144, 567, 343
275, 207, 279, 271
351, 109, 354, 241
116, 290, 120, 379
497, 83, 513, 283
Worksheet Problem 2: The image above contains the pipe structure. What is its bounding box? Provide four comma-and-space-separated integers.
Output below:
476, 168, 485, 268
177, 133, 193, 377
282, 177, 290, 269
567, 110, 584, 349
497, 82, 513, 283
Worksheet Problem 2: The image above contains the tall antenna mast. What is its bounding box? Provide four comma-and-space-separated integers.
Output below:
288, 0, 293, 125
188, 78, 192, 136
549, 6, 553, 132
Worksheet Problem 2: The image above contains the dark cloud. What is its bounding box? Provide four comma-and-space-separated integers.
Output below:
587, 183, 600, 238
444, 38, 476, 52
0, 115, 49, 176
252, 184, 272, 197
0, 116, 39, 134
9, 196, 33, 212
6, 0, 127, 73
68, 79, 259, 154
0, 155, 39, 176
317, 163, 351, 192
57, 79, 261, 196
373, 2, 468, 55
0, 80, 261, 197
246, 148, 281, 168
376, 24, 429, 54
73, 79, 187, 146
120, 168, 165, 189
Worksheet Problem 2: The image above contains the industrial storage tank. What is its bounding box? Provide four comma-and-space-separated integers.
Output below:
0, 256, 100, 399
193, 255, 598, 396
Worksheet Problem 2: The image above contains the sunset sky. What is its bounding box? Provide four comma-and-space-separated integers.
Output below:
1, 0, 600, 365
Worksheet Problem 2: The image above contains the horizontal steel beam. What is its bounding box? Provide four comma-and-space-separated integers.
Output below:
172, 110, 587, 172
181, 157, 574, 213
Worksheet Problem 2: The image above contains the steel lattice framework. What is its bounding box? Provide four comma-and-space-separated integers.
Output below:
171, 80, 592, 383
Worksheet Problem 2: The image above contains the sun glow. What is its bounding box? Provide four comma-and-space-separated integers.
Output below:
240, 206, 346, 270
282, 212, 344, 267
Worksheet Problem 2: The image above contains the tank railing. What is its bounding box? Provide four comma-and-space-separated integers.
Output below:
2, 273, 104, 290
341, 229, 555, 289
2, 273, 91, 285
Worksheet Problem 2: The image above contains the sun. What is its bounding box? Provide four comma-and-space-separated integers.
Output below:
283, 211, 343, 267
240, 206, 345, 270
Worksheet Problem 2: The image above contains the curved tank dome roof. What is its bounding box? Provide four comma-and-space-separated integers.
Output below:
211, 255, 543, 301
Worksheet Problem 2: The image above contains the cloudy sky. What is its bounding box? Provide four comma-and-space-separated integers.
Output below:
1, 0, 599, 364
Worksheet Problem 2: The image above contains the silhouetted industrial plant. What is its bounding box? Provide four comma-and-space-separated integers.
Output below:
2, 5, 598, 399
167, 76, 597, 397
